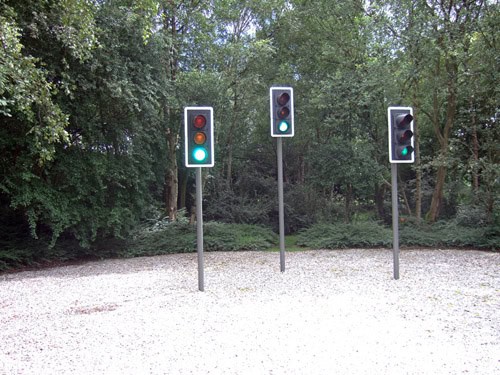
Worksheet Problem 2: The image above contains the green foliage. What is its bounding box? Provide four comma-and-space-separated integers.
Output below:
0, 8, 70, 165
204, 223, 277, 251
0, 207, 96, 271
205, 167, 276, 227
1, 0, 168, 248
124, 222, 195, 257
0, 237, 97, 272
0, 220, 278, 271
399, 219, 499, 250
297, 222, 392, 249
297, 220, 499, 250
205, 167, 322, 233
1, 0, 498, 270
122, 222, 278, 258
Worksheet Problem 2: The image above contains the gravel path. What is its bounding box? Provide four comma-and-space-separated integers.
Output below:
0, 249, 499, 374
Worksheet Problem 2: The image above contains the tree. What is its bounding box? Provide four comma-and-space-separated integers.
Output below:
371, 0, 492, 222
0, 0, 168, 245
270, 0, 388, 221
0, 0, 95, 241
453, 1, 499, 222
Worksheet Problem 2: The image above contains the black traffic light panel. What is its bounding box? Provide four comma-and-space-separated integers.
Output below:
388, 106, 414, 163
184, 107, 214, 167
270, 87, 294, 137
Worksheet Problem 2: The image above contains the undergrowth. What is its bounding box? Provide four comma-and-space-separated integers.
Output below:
2, 218, 496, 272
120, 222, 278, 258
296, 222, 392, 249
0, 222, 277, 272
296, 220, 499, 250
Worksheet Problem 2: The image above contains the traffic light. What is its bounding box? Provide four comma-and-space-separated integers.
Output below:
270, 87, 294, 137
388, 106, 414, 163
184, 107, 214, 167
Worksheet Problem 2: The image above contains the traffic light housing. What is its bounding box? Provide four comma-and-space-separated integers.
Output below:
388, 106, 414, 163
270, 87, 294, 137
184, 107, 214, 167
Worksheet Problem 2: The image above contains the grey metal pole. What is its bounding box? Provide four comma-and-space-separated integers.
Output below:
277, 138, 285, 272
391, 163, 400, 280
196, 167, 205, 291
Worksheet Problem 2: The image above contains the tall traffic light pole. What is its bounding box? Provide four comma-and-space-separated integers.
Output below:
195, 167, 204, 291
184, 107, 214, 291
270, 87, 294, 272
388, 106, 414, 280
391, 163, 400, 280
277, 137, 285, 272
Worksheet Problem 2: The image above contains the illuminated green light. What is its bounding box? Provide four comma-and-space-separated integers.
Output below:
397, 145, 414, 159
278, 120, 289, 133
193, 147, 207, 162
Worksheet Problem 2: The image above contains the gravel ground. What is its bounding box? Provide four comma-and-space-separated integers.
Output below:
0, 249, 499, 374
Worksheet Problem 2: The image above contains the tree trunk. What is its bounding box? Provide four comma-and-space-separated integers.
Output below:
426, 55, 457, 222
179, 168, 188, 210
225, 84, 239, 186
298, 155, 305, 184
470, 101, 480, 196
462, 29, 480, 197
344, 183, 353, 223
165, 129, 178, 221
412, 87, 422, 221
226, 140, 233, 186
374, 183, 386, 221
162, 2, 182, 221
398, 172, 412, 216
427, 165, 446, 222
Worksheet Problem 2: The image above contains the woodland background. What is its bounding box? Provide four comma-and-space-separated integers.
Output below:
1, 0, 498, 269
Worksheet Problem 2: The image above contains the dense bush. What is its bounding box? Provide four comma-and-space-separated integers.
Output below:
0, 235, 97, 271
297, 221, 499, 250
122, 222, 278, 258
0, 207, 97, 271
400, 220, 499, 250
296, 222, 392, 249
0, 218, 278, 271
2, 217, 496, 272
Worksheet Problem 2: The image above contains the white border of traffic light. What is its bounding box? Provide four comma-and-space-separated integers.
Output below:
184, 106, 214, 168
388, 106, 414, 164
270, 86, 294, 138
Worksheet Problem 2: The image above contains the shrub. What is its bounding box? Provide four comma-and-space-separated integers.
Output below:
123, 222, 278, 257
204, 223, 277, 251
298, 220, 499, 250
296, 222, 392, 249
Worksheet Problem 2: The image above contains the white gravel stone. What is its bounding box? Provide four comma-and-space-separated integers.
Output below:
0, 249, 499, 374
